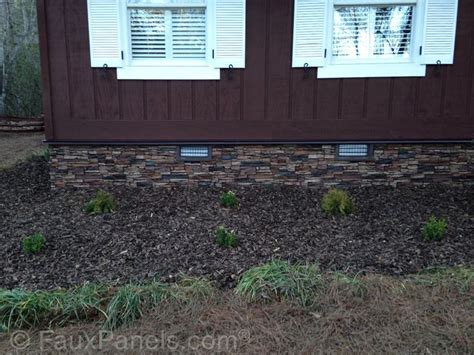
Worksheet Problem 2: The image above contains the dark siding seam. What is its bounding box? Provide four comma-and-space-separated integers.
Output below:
191, 82, 195, 121
414, 77, 421, 119
440, 67, 448, 118
118, 81, 123, 121
167, 81, 171, 121
362, 79, 369, 119
313, 75, 318, 120
240, 71, 244, 121
263, 0, 269, 121
63, 0, 72, 120
143, 82, 148, 120
388, 78, 395, 120
337, 79, 343, 120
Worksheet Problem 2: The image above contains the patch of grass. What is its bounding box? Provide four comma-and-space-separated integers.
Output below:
327, 272, 368, 298
411, 266, 473, 293
0, 284, 106, 332
219, 191, 239, 208
103, 281, 168, 331
215, 226, 238, 248
25, 147, 50, 164
423, 216, 447, 241
84, 190, 117, 215
322, 188, 355, 216
22, 233, 45, 254
168, 277, 214, 302
236, 260, 323, 307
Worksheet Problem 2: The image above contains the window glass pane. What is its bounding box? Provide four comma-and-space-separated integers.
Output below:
130, 9, 166, 59
172, 9, 206, 59
129, 8, 206, 60
333, 5, 414, 60
128, 0, 205, 5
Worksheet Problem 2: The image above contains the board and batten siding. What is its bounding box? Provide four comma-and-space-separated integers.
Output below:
37, 0, 474, 142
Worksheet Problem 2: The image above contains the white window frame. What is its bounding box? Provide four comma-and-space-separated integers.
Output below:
117, 0, 220, 80
319, 0, 427, 79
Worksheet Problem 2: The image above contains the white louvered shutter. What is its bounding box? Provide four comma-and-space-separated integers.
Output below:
293, 0, 329, 68
420, 0, 458, 65
87, 0, 123, 68
213, 0, 246, 68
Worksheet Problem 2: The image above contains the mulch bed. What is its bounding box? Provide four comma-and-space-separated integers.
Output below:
0, 159, 473, 290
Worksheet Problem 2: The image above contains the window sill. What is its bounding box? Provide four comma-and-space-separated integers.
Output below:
317, 64, 427, 79
117, 66, 221, 80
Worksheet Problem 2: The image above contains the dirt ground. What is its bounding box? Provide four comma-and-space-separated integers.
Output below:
0, 274, 472, 354
0, 158, 473, 290
0, 132, 45, 169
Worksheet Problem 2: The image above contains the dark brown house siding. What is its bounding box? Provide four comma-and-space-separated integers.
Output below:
37, 0, 474, 143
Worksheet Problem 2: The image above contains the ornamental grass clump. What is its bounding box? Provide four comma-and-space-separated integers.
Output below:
22, 233, 45, 254
423, 216, 447, 241
0, 284, 106, 332
235, 260, 323, 307
219, 191, 239, 208
215, 226, 238, 248
321, 188, 355, 216
103, 281, 168, 330
84, 190, 117, 215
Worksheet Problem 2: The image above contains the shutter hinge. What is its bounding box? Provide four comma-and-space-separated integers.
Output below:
121, 51, 124, 60
419, 46, 423, 55
324, 49, 327, 58
212, 49, 215, 59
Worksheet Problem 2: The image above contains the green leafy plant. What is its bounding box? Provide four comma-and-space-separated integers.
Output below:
215, 226, 238, 248
219, 191, 239, 208
321, 188, 355, 216
423, 216, 447, 241
235, 260, 323, 307
22, 233, 45, 254
84, 190, 117, 215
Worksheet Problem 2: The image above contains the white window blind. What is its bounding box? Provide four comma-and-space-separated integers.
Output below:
129, 8, 206, 61
333, 6, 414, 61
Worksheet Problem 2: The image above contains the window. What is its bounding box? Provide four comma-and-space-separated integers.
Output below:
332, 5, 414, 62
87, 0, 246, 80
129, 8, 207, 61
293, 0, 459, 79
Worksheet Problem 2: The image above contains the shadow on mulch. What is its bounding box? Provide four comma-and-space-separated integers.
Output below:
0, 159, 473, 290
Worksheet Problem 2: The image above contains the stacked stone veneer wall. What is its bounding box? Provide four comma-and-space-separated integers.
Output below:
49, 144, 474, 189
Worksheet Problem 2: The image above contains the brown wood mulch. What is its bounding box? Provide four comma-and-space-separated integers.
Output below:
0, 158, 473, 290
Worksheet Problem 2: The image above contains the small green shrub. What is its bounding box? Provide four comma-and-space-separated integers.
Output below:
219, 191, 239, 208
84, 190, 117, 215
215, 226, 238, 248
322, 188, 355, 216
423, 216, 447, 241
22, 233, 45, 254
235, 260, 323, 307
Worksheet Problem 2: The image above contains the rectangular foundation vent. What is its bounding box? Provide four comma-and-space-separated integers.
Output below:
179, 146, 211, 160
337, 144, 371, 158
